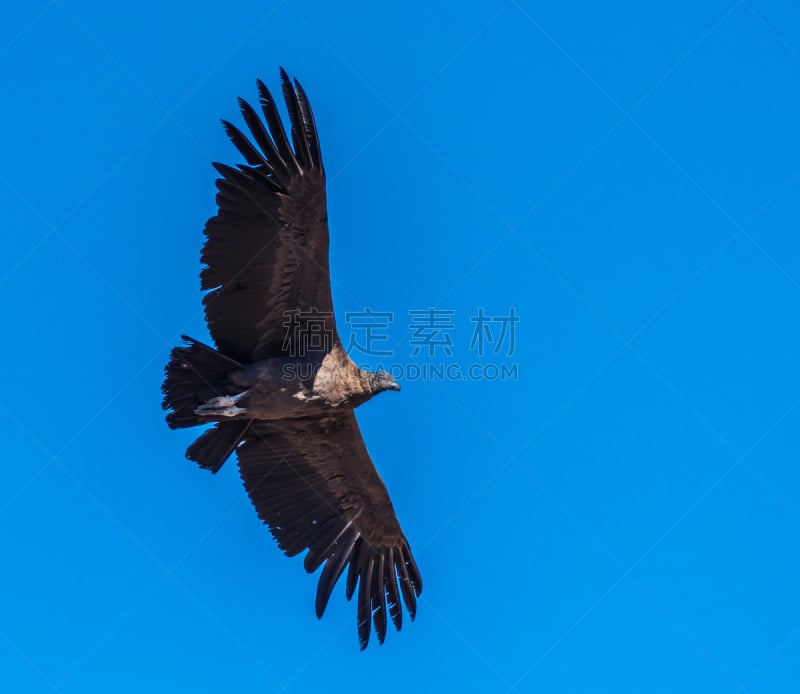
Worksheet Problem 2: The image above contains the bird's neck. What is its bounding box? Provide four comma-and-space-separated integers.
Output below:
315, 343, 379, 404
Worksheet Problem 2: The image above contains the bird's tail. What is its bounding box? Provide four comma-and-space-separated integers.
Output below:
162, 335, 240, 429
162, 336, 251, 473
185, 419, 253, 474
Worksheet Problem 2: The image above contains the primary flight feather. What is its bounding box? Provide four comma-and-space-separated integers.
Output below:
162, 69, 422, 649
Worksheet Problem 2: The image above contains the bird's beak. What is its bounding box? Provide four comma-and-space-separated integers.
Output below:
389, 382, 401, 392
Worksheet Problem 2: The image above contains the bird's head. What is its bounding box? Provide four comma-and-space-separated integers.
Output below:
370, 370, 401, 394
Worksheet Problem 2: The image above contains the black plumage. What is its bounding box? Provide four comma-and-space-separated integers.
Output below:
162, 69, 421, 649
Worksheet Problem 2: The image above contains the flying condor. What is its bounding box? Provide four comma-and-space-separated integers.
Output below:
162, 69, 422, 649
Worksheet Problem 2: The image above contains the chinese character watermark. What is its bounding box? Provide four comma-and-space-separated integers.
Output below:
283, 306, 520, 381
408, 308, 456, 357
344, 308, 394, 357
469, 307, 519, 357
282, 308, 334, 357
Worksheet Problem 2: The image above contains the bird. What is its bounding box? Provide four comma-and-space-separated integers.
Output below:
161, 69, 422, 649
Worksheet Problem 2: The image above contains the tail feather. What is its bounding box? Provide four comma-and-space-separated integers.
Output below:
162, 335, 241, 429
187, 420, 253, 473
162, 336, 251, 473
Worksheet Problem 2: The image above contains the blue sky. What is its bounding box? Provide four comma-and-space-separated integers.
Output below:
2, 0, 800, 691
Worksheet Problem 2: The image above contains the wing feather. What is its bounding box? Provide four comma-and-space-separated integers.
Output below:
236, 411, 422, 648
293, 79, 322, 168
220, 120, 269, 171
396, 547, 418, 621
280, 67, 312, 168
385, 548, 403, 630
237, 97, 291, 182
315, 536, 356, 618
304, 518, 352, 573
373, 553, 387, 644
257, 78, 300, 176
357, 553, 375, 649
346, 542, 361, 601
201, 72, 333, 362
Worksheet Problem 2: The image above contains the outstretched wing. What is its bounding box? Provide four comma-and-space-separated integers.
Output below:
236, 411, 422, 649
201, 69, 335, 363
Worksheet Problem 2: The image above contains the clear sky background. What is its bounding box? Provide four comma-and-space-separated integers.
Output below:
2, 1, 800, 692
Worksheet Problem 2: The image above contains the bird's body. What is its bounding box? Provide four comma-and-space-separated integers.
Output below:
162, 70, 421, 649
195, 342, 389, 420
